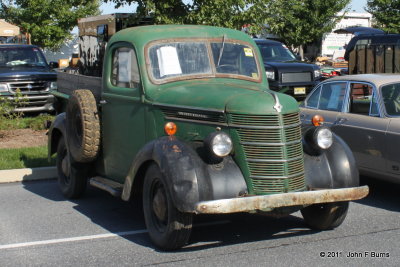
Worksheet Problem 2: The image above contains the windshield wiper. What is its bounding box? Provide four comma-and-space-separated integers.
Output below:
217, 34, 226, 67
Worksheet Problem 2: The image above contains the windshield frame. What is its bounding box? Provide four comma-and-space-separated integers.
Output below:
145, 37, 262, 85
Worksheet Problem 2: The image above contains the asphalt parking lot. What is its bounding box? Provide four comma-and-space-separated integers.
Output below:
0, 177, 399, 266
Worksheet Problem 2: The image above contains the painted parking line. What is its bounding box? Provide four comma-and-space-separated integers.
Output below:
0, 230, 147, 250
0, 220, 230, 250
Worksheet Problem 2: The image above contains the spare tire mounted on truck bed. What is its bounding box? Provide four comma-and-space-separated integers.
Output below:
66, 89, 100, 163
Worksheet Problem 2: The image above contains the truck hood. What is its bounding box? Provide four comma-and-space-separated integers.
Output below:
0, 67, 56, 82
264, 61, 317, 72
150, 81, 299, 115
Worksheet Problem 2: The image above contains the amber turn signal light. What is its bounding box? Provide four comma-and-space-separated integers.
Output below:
164, 122, 177, 136
312, 115, 324, 126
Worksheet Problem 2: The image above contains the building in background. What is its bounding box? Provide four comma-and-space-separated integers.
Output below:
321, 12, 372, 57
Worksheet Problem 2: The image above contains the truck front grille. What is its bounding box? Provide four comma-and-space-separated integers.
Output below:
230, 112, 306, 195
281, 72, 312, 83
8, 81, 49, 94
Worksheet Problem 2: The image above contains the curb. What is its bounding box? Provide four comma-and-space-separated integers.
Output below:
0, 167, 57, 183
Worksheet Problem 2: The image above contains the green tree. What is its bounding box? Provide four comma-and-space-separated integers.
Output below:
106, 0, 350, 49
0, 0, 100, 50
105, 0, 252, 28
249, 0, 350, 47
366, 0, 400, 33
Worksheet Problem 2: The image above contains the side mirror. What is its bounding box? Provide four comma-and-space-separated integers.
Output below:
49, 61, 59, 69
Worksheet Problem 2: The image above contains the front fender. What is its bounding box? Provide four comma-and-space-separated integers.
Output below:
122, 136, 247, 213
47, 112, 66, 160
303, 130, 359, 189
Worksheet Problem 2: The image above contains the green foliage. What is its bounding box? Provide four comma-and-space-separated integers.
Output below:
249, 0, 351, 47
105, 0, 351, 48
0, 89, 26, 129
366, 0, 400, 33
0, 145, 55, 170
0, 0, 100, 50
0, 113, 54, 131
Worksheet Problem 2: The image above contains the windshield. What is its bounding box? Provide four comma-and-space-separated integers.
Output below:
148, 39, 260, 83
257, 43, 297, 62
381, 82, 400, 116
0, 46, 48, 67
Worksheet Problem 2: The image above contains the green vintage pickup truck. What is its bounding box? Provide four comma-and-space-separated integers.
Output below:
48, 25, 368, 250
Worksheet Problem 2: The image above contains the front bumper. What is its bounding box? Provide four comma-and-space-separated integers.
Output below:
195, 186, 369, 214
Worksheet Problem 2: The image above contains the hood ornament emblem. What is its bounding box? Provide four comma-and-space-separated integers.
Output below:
272, 93, 282, 113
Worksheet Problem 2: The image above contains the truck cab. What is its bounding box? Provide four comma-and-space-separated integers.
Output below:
48, 25, 368, 250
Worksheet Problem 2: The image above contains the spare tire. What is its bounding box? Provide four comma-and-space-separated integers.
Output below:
66, 89, 100, 163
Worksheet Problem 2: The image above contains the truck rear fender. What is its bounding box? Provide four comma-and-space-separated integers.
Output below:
48, 113, 66, 160
122, 136, 247, 213
303, 131, 359, 189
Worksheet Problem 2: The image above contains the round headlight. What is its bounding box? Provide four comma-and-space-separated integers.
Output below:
206, 132, 233, 157
314, 127, 333, 149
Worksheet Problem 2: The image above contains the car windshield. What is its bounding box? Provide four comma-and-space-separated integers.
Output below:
381, 82, 400, 116
148, 40, 259, 83
0, 46, 48, 67
257, 43, 297, 62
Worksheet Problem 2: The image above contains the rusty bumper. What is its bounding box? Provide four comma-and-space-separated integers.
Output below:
195, 186, 369, 214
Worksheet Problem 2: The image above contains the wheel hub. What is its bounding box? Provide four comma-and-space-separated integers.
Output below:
152, 186, 167, 222
61, 154, 70, 177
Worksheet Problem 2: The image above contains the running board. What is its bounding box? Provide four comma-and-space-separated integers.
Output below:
89, 176, 123, 197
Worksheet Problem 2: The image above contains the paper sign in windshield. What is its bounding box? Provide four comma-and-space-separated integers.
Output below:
157, 46, 182, 77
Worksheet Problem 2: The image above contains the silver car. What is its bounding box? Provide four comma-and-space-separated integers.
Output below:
300, 74, 400, 183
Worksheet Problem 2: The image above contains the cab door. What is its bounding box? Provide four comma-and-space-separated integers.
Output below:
100, 42, 145, 183
332, 82, 389, 174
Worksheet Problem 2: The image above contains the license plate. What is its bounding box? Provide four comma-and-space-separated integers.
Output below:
294, 87, 306, 95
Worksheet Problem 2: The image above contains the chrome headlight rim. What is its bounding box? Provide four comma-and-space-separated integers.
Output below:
313, 127, 333, 150
314, 69, 321, 78
205, 131, 233, 158
265, 70, 275, 80
0, 83, 9, 93
48, 81, 57, 91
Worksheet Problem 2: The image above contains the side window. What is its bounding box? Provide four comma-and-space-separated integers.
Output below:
318, 82, 347, 111
305, 85, 321, 108
111, 47, 140, 88
381, 83, 400, 116
349, 83, 379, 116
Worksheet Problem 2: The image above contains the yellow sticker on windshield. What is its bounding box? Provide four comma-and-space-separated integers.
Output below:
252, 73, 258, 79
244, 48, 254, 57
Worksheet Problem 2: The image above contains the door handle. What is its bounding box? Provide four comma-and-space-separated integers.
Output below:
334, 117, 347, 125
99, 100, 107, 105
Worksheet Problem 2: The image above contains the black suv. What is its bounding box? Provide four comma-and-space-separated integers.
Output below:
0, 44, 58, 112
255, 39, 322, 98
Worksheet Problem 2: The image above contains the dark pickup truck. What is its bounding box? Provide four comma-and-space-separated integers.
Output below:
255, 39, 322, 98
0, 44, 57, 112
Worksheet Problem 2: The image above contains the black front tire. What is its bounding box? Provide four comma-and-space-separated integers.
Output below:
301, 201, 349, 230
143, 163, 193, 250
56, 137, 89, 199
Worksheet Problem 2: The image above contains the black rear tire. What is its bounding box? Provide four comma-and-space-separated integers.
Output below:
56, 137, 88, 199
66, 89, 100, 163
301, 201, 349, 230
143, 163, 193, 250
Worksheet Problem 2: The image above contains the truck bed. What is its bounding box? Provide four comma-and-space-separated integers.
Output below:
57, 71, 102, 101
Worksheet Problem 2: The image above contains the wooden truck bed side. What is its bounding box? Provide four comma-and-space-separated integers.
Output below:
57, 71, 102, 101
